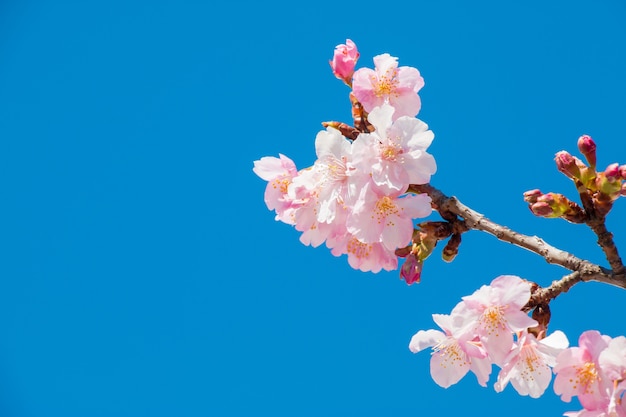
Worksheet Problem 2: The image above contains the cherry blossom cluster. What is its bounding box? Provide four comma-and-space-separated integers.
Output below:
409, 275, 569, 398
410, 275, 626, 414
253, 40, 436, 273
253, 39, 626, 416
554, 331, 626, 417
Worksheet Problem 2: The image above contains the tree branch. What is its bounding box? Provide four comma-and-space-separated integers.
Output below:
408, 183, 626, 293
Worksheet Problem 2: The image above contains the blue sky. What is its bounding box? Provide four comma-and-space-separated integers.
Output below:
1, 1, 625, 416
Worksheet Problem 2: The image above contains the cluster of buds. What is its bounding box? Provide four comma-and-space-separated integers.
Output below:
523, 190, 586, 223
395, 222, 462, 284
526, 135, 626, 220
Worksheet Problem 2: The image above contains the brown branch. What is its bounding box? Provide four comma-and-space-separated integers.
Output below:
587, 218, 626, 275
408, 183, 626, 293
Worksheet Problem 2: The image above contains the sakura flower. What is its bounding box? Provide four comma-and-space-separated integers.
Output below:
285, 127, 355, 247
454, 275, 538, 365
352, 53, 424, 120
599, 336, 626, 415
329, 39, 359, 85
598, 336, 626, 386
351, 103, 437, 193
494, 330, 569, 398
327, 232, 398, 273
553, 330, 612, 410
253, 154, 300, 224
346, 182, 431, 251
409, 313, 492, 388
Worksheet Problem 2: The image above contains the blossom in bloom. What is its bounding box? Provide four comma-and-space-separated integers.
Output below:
553, 330, 613, 410
287, 127, 355, 247
599, 336, 626, 416
409, 313, 492, 388
351, 104, 437, 193
352, 53, 424, 120
329, 39, 359, 85
346, 182, 431, 251
494, 330, 569, 398
253, 154, 300, 224
327, 232, 398, 273
453, 275, 538, 365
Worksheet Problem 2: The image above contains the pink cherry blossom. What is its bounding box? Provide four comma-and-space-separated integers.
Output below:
252, 154, 300, 224
409, 313, 492, 388
599, 336, 626, 416
346, 182, 431, 251
286, 127, 355, 247
327, 232, 398, 273
351, 104, 437, 193
352, 53, 424, 120
329, 39, 359, 85
553, 330, 613, 410
494, 330, 569, 398
453, 275, 538, 365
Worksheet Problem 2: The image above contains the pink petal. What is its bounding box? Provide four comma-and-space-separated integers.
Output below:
409, 329, 445, 353
430, 343, 471, 388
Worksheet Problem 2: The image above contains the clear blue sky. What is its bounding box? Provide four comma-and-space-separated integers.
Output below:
1, 1, 625, 416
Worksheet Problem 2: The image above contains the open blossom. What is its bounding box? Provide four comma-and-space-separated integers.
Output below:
409, 313, 492, 388
555, 333, 626, 417
553, 330, 613, 410
329, 39, 359, 85
494, 330, 569, 398
352, 53, 424, 120
599, 336, 626, 416
351, 104, 436, 193
288, 127, 355, 243
453, 275, 538, 365
252, 154, 300, 224
346, 182, 431, 251
327, 231, 398, 273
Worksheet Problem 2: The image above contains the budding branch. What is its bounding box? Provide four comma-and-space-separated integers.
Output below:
408, 183, 626, 303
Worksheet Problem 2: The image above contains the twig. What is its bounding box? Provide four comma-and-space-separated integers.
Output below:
408, 183, 626, 293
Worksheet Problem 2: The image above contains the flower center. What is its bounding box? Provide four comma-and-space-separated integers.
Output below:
480, 306, 507, 337
381, 142, 402, 161
347, 237, 372, 259
433, 338, 470, 367
272, 176, 291, 194
372, 68, 399, 98
373, 196, 400, 226
572, 362, 599, 394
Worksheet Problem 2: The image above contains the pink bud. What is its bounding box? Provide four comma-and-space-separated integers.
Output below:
604, 163, 620, 181
555, 151, 581, 179
329, 39, 359, 85
400, 253, 422, 285
523, 189, 543, 204
620, 165, 626, 180
530, 202, 554, 217
577, 134, 597, 168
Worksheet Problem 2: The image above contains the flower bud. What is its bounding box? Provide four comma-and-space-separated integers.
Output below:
596, 167, 623, 203
329, 39, 359, 86
620, 165, 626, 180
523, 189, 543, 204
577, 134, 597, 168
529, 201, 554, 217
555, 151, 581, 180
400, 253, 422, 285
528, 193, 577, 219
442, 233, 461, 263
604, 163, 620, 182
